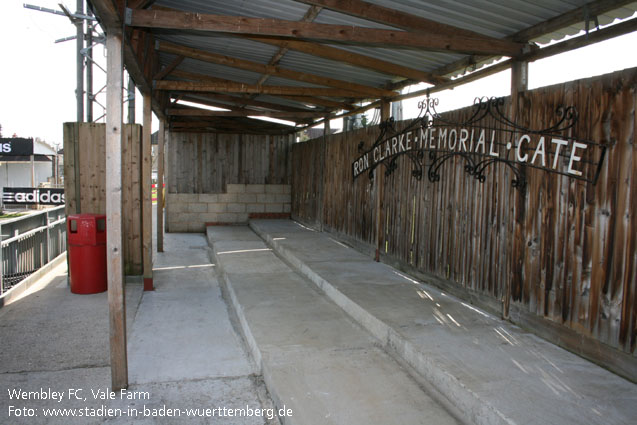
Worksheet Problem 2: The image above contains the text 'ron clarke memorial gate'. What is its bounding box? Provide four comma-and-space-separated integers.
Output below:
352, 97, 607, 189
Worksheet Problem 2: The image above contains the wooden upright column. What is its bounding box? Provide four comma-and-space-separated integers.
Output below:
318, 116, 330, 230
142, 94, 153, 290
511, 60, 528, 98
106, 30, 127, 391
375, 101, 390, 261
156, 120, 165, 252
504, 60, 528, 320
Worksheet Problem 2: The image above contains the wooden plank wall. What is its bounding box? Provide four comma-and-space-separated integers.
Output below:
167, 132, 292, 193
63, 123, 143, 275
291, 68, 637, 374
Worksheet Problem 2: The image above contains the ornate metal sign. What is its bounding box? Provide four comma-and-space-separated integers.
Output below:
352, 97, 607, 190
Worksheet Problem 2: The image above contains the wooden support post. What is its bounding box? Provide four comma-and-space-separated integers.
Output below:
504, 60, 528, 320
317, 116, 330, 230
106, 30, 127, 391
511, 60, 528, 98
375, 101, 390, 262
128, 77, 136, 124
142, 94, 153, 290
156, 120, 165, 252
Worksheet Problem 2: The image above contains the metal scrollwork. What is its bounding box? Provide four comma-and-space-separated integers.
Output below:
352, 95, 606, 191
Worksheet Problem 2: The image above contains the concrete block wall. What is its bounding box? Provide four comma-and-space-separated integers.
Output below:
166, 184, 291, 232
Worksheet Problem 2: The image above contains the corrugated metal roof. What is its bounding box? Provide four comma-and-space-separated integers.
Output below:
158, 0, 308, 21
147, 0, 637, 118
276, 49, 395, 86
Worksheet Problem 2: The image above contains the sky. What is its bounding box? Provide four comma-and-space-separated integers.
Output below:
1, 1, 637, 144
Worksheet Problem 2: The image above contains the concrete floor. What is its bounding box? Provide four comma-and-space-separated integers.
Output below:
209, 226, 461, 425
248, 219, 637, 425
0, 232, 279, 425
3, 216, 636, 424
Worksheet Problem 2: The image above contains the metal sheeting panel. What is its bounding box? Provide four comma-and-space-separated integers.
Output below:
146, 0, 637, 111
262, 75, 327, 89
154, 32, 281, 63
328, 44, 464, 72
157, 0, 309, 21
172, 57, 264, 85
277, 49, 397, 86
255, 95, 325, 110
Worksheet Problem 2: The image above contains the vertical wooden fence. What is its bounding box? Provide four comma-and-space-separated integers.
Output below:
63, 123, 144, 275
292, 68, 637, 380
167, 132, 292, 193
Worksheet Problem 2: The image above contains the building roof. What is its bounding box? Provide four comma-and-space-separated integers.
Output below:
89, 0, 637, 133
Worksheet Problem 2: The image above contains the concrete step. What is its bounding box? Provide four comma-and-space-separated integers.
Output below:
208, 226, 461, 425
249, 219, 637, 425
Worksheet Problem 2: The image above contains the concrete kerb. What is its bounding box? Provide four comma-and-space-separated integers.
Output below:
249, 220, 514, 425
0, 252, 67, 309
208, 244, 263, 370
208, 228, 294, 425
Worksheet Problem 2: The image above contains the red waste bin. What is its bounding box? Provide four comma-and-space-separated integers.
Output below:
68, 214, 107, 294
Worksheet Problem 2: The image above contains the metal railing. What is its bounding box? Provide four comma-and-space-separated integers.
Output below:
0, 206, 66, 294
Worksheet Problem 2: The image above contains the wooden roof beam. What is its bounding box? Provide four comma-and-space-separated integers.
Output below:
131, 3, 444, 85
170, 116, 291, 128
155, 80, 369, 98
175, 93, 325, 113
296, 0, 509, 43
126, 8, 525, 56
166, 107, 322, 120
128, 0, 156, 9
173, 93, 320, 113
432, 0, 635, 77
170, 95, 241, 112
168, 70, 354, 109
278, 95, 356, 111
306, 15, 637, 128
156, 41, 396, 97
90, 1, 166, 119
153, 54, 184, 80
247, 37, 448, 86
511, 0, 635, 42
257, 5, 323, 86
169, 117, 294, 134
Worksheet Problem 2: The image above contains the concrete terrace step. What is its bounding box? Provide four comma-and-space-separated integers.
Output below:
207, 226, 461, 425
248, 219, 637, 425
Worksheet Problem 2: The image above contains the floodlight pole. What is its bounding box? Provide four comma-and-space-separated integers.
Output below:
76, 0, 84, 123
86, 6, 93, 122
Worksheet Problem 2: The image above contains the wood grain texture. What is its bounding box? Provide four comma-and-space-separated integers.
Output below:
167, 132, 292, 193
142, 95, 153, 282
106, 31, 127, 391
157, 120, 165, 252
129, 8, 522, 56
291, 68, 637, 379
62, 122, 143, 275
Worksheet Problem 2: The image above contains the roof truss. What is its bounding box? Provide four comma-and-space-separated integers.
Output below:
126, 8, 525, 56
88, 0, 636, 132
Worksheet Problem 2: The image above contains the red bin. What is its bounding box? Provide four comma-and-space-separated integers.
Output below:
67, 214, 107, 294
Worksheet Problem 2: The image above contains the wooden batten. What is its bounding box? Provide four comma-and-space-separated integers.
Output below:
375, 101, 390, 262
142, 94, 153, 290
157, 120, 165, 253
